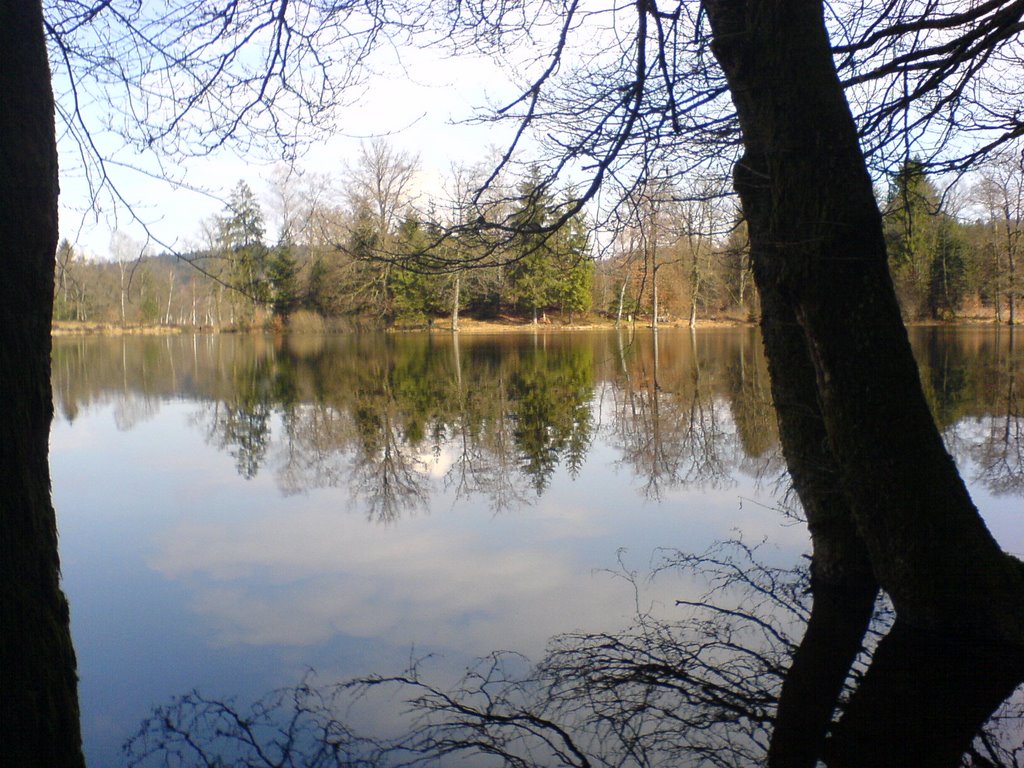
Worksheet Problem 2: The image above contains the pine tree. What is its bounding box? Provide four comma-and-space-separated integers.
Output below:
390, 216, 445, 323
509, 167, 559, 322
883, 160, 943, 318
553, 206, 593, 323
218, 181, 269, 314
927, 218, 969, 319
267, 244, 300, 321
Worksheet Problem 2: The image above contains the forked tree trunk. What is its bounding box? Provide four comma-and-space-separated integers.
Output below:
704, 0, 1024, 764
0, 1, 85, 765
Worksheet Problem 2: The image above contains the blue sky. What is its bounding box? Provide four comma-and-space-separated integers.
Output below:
55, 43, 521, 258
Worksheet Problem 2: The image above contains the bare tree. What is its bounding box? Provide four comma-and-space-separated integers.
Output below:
975, 145, 1024, 325
347, 139, 420, 241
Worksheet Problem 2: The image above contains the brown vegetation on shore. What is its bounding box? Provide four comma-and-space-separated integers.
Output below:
51, 321, 185, 336
51, 311, 761, 336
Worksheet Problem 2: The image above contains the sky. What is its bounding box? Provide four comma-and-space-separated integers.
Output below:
54, 39, 524, 259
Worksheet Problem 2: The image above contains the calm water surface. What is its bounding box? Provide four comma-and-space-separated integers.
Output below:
50, 328, 1024, 765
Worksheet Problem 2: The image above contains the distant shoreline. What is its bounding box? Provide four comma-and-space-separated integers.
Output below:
51, 314, 1009, 336
50, 316, 752, 336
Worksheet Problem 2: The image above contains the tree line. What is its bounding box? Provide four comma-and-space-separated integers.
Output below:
54, 151, 1024, 330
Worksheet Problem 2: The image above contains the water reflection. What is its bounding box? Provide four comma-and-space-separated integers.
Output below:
52, 328, 1024, 510
54, 331, 773, 517
122, 541, 1024, 767
50, 328, 1024, 765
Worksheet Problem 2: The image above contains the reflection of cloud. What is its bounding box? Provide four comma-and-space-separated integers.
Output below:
415, 447, 454, 479
148, 504, 684, 657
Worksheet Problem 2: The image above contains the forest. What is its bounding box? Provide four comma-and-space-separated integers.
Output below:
53, 151, 1023, 331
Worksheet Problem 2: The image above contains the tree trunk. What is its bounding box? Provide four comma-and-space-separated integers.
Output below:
689, 252, 700, 328
451, 271, 460, 333
652, 265, 659, 331
165, 270, 175, 325
704, 0, 1024, 762
119, 259, 127, 327
0, 1, 85, 765
756, 280, 878, 768
1009, 245, 1017, 326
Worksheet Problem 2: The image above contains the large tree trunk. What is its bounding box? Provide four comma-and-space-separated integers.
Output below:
757, 283, 878, 768
704, 0, 1024, 763
0, 1, 85, 765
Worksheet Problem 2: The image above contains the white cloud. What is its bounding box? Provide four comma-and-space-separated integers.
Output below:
150, 500, 694, 657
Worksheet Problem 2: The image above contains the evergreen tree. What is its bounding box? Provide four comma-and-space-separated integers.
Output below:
553, 206, 593, 323
267, 244, 300, 321
218, 181, 269, 313
509, 168, 560, 322
303, 256, 330, 315
927, 218, 969, 319
390, 216, 445, 323
883, 160, 943, 318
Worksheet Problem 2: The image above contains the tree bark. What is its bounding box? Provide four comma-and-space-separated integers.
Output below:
757, 276, 878, 768
0, 1, 85, 766
703, 0, 1024, 762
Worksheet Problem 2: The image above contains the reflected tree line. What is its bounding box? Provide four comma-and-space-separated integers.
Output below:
53, 328, 1024, 522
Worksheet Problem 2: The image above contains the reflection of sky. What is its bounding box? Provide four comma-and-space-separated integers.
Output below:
948, 420, 1024, 558
51, 386, 1022, 765
53, 396, 805, 765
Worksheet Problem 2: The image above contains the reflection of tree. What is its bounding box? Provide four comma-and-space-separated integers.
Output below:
348, 378, 430, 524
679, 333, 731, 486
111, 337, 163, 430
920, 327, 976, 428
276, 403, 353, 492
211, 402, 271, 481
203, 358, 275, 480
725, 329, 781, 473
113, 393, 160, 431
970, 330, 1024, 496
610, 332, 736, 498
125, 679, 374, 767
125, 542, 1024, 767
54, 330, 1024, 509
509, 344, 595, 494
276, 345, 435, 522
443, 338, 530, 512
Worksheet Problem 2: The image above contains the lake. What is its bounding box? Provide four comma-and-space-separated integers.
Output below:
50, 327, 1023, 765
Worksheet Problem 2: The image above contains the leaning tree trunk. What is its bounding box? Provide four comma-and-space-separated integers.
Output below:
0, 2, 85, 766
704, 0, 1024, 764
757, 279, 878, 768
